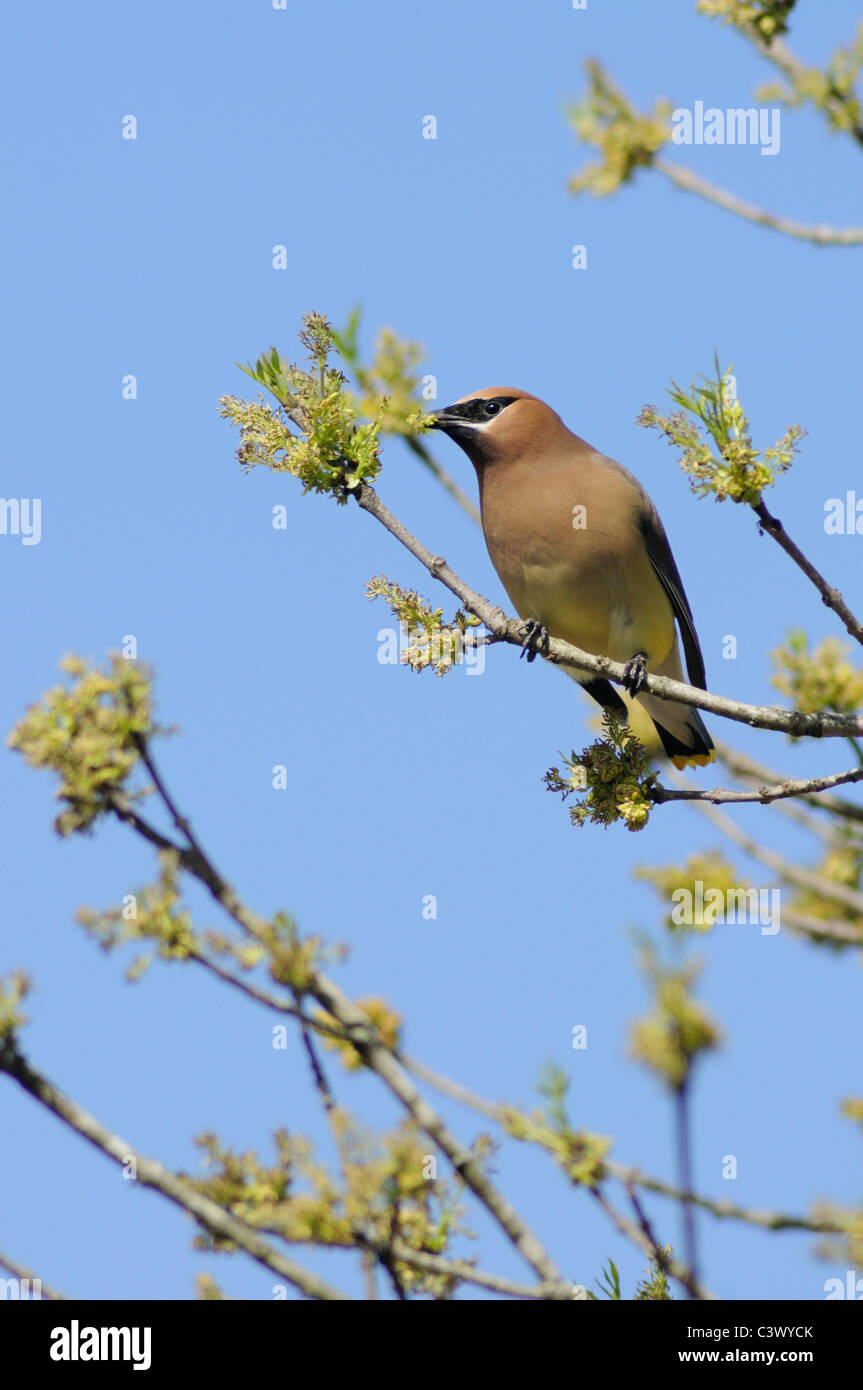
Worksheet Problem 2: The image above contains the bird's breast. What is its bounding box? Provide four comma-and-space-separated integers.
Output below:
479, 460, 675, 665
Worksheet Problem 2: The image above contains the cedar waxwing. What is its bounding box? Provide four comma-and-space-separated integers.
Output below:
429, 388, 715, 770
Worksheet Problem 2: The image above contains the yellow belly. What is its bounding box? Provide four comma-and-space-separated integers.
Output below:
501, 556, 675, 667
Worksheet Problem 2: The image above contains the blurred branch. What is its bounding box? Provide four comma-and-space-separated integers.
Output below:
653, 157, 863, 246
741, 20, 863, 149
689, 798, 863, 920
778, 908, 863, 946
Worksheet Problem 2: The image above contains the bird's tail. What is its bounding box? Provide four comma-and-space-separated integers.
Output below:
636, 638, 715, 770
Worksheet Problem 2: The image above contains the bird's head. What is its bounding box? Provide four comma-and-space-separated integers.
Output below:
428, 388, 568, 469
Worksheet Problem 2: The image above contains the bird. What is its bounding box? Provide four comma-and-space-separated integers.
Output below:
429, 387, 715, 770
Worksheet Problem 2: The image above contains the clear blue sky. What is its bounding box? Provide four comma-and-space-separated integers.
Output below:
3, 0, 862, 1301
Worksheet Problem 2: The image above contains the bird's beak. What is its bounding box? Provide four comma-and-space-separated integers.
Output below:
427, 403, 472, 434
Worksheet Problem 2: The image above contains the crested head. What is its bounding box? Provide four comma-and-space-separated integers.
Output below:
428, 388, 572, 469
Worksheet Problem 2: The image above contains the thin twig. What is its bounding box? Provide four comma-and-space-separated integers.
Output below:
652, 763, 863, 807
609, 1162, 844, 1235
717, 744, 863, 824
754, 500, 863, 647
625, 1184, 674, 1294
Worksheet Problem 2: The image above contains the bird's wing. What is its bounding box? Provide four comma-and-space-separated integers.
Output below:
638, 501, 707, 690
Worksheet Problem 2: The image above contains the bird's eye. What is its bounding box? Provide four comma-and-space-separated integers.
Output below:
485, 401, 502, 416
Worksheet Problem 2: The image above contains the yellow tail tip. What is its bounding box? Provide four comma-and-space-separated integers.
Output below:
670, 749, 717, 771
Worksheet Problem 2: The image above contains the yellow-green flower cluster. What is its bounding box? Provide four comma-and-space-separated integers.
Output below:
77, 850, 199, 982
188, 1119, 469, 1297
220, 313, 385, 502
635, 851, 743, 934
567, 60, 672, 197
772, 630, 863, 717
545, 709, 657, 831
696, 0, 796, 43
503, 1068, 611, 1188
8, 654, 154, 836
333, 307, 430, 439
0, 971, 31, 1043
366, 575, 480, 676
316, 995, 402, 1071
639, 359, 804, 506
629, 950, 721, 1091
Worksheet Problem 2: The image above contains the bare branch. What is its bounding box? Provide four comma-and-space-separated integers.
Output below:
717, 744, 863, 824
611, 1162, 845, 1236
690, 798, 863, 919
652, 762, 863, 807
753, 500, 863, 647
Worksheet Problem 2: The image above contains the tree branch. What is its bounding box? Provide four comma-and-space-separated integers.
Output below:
690, 798, 863, 919
404, 1053, 846, 1238
717, 744, 863, 824
753, 500, 863, 647
747, 29, 863, 150
652, 762, 863, 807
652, 158, 863, 246
108, 753, 565, 1291
352, 479, 863, 740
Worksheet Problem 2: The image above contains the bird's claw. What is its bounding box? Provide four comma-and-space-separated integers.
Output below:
623, 651, 649, 696
519, 620, 550, 664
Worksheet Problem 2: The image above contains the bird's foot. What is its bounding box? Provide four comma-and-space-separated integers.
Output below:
518, 620, 550, 664
623, 651, 649, 696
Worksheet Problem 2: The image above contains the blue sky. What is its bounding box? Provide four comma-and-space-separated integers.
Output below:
2, 0, 863, 1301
